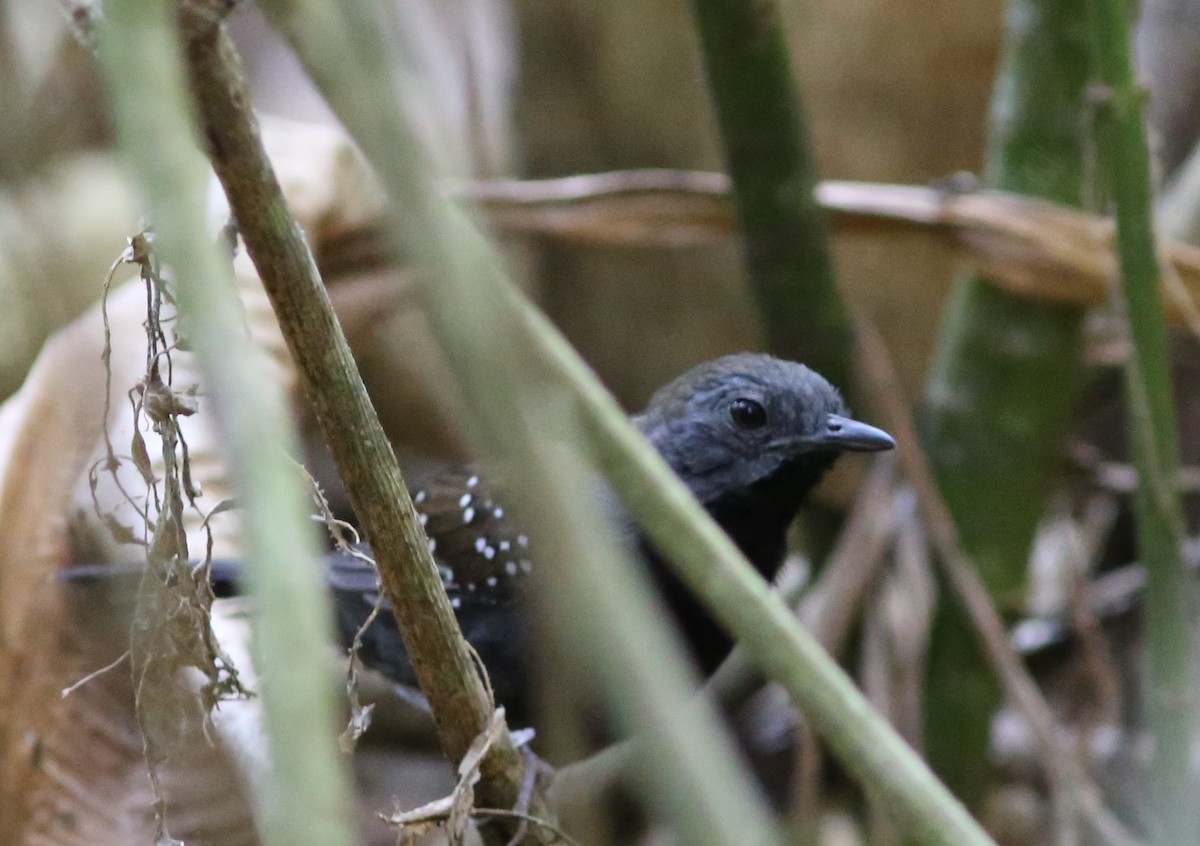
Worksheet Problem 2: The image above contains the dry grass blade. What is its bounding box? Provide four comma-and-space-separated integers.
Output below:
854, 318, 1144, 846
466, 169, 733, 245
464, 172, 1200, 326
387, 709, 513, 846
799, 455, 900, 655
859, 501, 937, 846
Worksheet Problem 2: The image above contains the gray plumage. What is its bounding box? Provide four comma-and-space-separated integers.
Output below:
327, 354, 892, 717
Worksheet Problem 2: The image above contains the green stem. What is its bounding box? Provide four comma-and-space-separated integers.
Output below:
515, 295, 995, 846
687, 0, 849, 386
919, 0, 1092, 804
259, 2, 997, 843
1087, 1, 1197, 842
256, 3, 791, 846
92, 3, 358, 845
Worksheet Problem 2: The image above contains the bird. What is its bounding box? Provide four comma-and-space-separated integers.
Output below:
65, 353, 894, 720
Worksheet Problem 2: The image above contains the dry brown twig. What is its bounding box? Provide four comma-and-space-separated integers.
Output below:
1065, 496, 1124, 729
798, 456, 901, 655
291, 460, 390, 752
854, 317, 1144, 846
463, 171, 1200, 329
171, 6, 557, 844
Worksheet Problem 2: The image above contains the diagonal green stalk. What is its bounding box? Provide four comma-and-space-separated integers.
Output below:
687, 0, 850, 387
259, 2, 997, 843
918, 0, 1093, 804
255, 3, 790, 846
1086, 1, 1198, 843
92, 2, 359, 845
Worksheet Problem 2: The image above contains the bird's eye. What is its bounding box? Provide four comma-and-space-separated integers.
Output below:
729, 398, 767, 429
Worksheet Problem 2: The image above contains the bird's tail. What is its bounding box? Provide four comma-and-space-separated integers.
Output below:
55, 558, 245, 598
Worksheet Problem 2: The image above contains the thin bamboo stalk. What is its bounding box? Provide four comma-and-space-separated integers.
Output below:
258, 2, 999, 843
1087, 0, 1198, 842
255, 3, 792, 846
687, 0, 851, 387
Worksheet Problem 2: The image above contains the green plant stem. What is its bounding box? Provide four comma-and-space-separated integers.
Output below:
509, 295, 992, 846
92, 3, 358, 846
687, 0, 850, 386
918, 0, 1092, 804
255, 4, 791, 846
169, 11, 549, 842
1087, 1, 1198, 842
259, 2, 997, 843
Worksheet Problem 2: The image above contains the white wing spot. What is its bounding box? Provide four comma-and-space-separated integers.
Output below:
505, 561, 518, 576
418, 513, 428, 527
493, 506, 505, 519
498, 540, 511, 552
474, 537, 488, 553
466, 475, 479, 488
427, 538, 437, 553
485, 576, 498, 588
450, 596, 461, 609
463, 507, 476, 523
517, 534, 529, 548
519, 559, 532, 573
458, 492, 473, 508
414, 490, 427, 504
483, 546, 496, 560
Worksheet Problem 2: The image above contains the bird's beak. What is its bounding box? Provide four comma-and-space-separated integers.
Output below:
812, 414, 895, 452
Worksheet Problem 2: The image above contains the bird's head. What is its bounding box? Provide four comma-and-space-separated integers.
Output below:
635, 354, 894, 508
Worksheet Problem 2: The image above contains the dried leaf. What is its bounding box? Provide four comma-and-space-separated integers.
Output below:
203, 498, 240, 521
102, 513, 143, 547
388, 795, 454, 830
131, 430, 157, 486
465, 171, 1200, 329
129, 231, 153, 264
338, 651, 374, 753
338, 701, 374, 754
385, 708, 509, 845
449, 708, 507, 845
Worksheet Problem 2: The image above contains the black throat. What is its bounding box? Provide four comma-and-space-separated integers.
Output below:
645, 452, 839, 673
705, 452, 838, 576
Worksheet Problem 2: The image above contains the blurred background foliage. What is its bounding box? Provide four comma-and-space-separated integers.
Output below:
0, 0, 1002, 408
